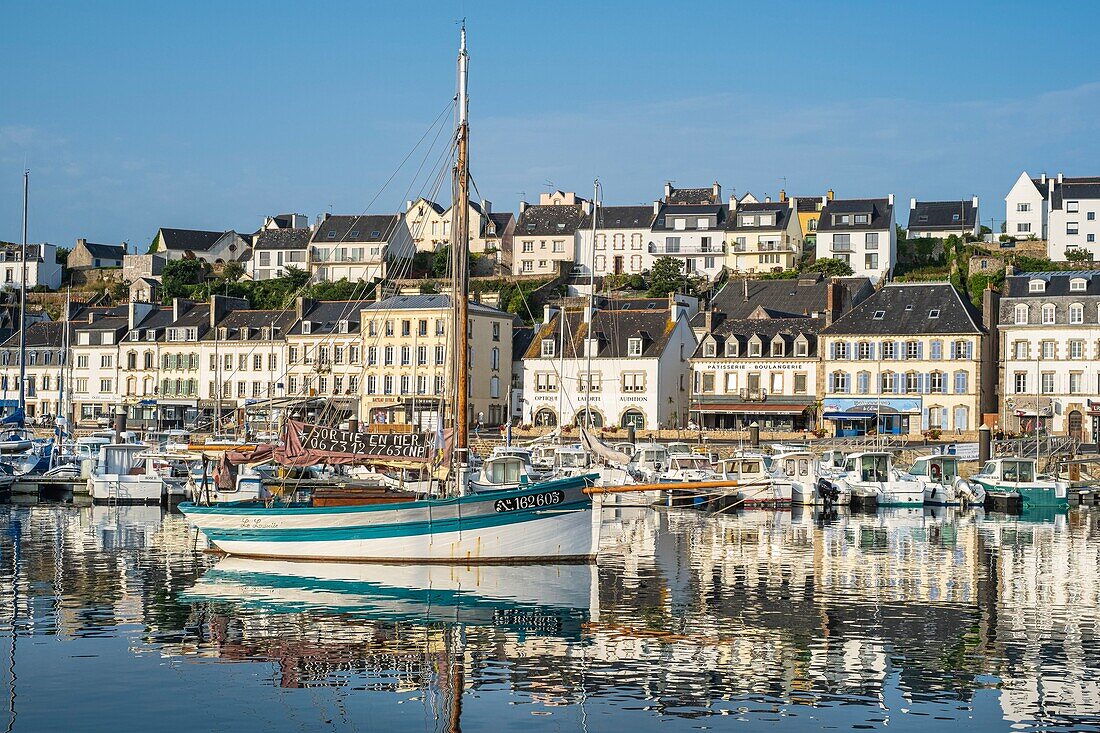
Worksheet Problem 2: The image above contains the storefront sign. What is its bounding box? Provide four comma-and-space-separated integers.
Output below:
822, 397, 922, 414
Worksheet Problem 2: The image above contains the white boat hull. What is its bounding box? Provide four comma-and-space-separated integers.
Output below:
89, 476, 165, 504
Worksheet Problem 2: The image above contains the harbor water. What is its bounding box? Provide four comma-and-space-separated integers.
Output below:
1, 504, 1099, 731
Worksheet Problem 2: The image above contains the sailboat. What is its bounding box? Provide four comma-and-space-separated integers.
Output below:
179, 27, 599, 563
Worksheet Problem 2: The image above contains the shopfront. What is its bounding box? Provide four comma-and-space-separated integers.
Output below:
691, 400, 814, 431
823, 398, 922, 437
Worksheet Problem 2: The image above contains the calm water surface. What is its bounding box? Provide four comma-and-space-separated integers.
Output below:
1, 503, 1099, 732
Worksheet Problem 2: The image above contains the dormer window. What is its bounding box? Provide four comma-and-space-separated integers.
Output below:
839, 214, 851, 225
794, 340, 808, 357
217, 327, 228, 340
1071, 278, 1087, 292
703, 341, 716, 357
541, 339, 555, 358
302, 321, 312, 335
725, 341, 739, 357
748, 339, 762, 357
627, 338, 643, 357
855, 214, 868, 224
771, 341, 785, 357
585, 338, 599, 357
1029, 279, 1046, 293
338, 319, 349, 334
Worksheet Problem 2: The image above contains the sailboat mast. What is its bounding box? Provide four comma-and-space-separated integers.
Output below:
586, 179, 598, 431
453, 24, 471, 457
18, 169, 28, 419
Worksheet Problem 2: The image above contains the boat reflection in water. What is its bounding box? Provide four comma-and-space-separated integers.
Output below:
3, 504, 1100, 731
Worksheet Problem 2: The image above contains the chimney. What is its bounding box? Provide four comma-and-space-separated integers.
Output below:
519, 201, 528, 215
972, 195, 979, 210
1057, 172, 1064, 184
481, 199, 491, 215
888, 193, 895, 206
668, 293, 686, 324
664, 181, 673, 201
827, 189, 835, 200
295, 296, 313, 320
172, 297, 185, 321
1040, 172, 1047, 184
729, 194, 738, 212
581, 199, 592, 215
825, 278, 844, 326
1049, 178, 1055, 197
653, 200, 661, 216
910, 197, 917, 211
779, 189, 787, 202
76, 237, 87, 249
1005, 262, 1016, 276
405, 200, 414, 213
788, 195, 796, 210
543, 304, 559, 325
712, 182, 721, 202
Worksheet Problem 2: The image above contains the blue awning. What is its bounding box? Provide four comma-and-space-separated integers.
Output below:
0, 400, 18, 408
823, 411, 876, 420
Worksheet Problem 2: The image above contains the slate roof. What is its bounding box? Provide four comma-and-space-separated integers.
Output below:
690, 275, 873, 325
0, 243, 45, 261
816, 198, 893, 232
165, 303, 212, 334
255, 227, 312, 250
908, 200, 977, 230
1003, 271, 1100, 297
1031, 176, 1100, 199
515, 205, 587, 237
791, 196, 827, 212
580, 205, 655, 230
361, 294, 506, 317
486, 212, 514, 237
206, 309, 298, 340
652, 203, 728, 230
311, 214, 400, 244
290, 301, 364, 335
666, 187, 718, 205
1051, 181, 1100, 210
725, 202, 796, 232
696, 317, 822, 359
525, 305, 677, 360
821, 283, 983, 336
0, 321, 65, 349
511, 326, 536, 365
80, 242, 126, 260
158, 228, 224, 252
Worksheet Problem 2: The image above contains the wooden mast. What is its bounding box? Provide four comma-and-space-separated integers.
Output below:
453, 24, 470, 461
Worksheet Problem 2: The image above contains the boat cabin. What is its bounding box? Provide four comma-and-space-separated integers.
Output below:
843, 452, 893, 482
554, 445, 590, 470
773, 452, 815, 481
908, 455, 960, 483
975, 457, 1037, 484
627, 443, 670, 474
482, 455, 532, 487
717, 456, 769, 482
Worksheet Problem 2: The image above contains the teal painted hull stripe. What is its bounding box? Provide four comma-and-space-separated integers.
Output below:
202, 500, 591, 543
180, 473, 596, 517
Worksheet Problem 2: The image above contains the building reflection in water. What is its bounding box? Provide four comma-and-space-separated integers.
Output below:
0, 504, 1099, 730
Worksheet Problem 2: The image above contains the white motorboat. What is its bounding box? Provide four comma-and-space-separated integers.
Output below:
625, 442, 670, 482
470, 447, 551, 491
773, 451, 827, 506
903, 454, 985, 506
833, 451, 924, 507
88, 444, 186, 505
715, 454, 791, 506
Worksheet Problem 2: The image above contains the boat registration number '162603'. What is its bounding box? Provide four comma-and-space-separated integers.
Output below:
494, 490, 566, 513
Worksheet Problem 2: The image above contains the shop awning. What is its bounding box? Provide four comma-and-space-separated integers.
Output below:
692, 403, 810, 414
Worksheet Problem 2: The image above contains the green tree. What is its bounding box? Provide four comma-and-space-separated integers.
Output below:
1065, 247, 1094, 263
432, 246, 451, 278
804, 257, 854, 277
221, 260, 246, 282
411, 251, 435, 278
646, 257, 686, 297
161, 259, 206, 301
108, 278, 131, 302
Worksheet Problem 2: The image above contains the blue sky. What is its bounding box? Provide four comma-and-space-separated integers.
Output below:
3, 0, 1100, 250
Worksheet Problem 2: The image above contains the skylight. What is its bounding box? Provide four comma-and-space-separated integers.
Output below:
873, 310, 886, 320
929, 309, 940, 318
370, 231, 380, 238
904, 305, 913, 311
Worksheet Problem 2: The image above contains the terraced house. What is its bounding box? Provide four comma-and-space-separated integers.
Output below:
650, 182, 727, 281
689, 275, 872, 430
511, 191, 590, 276
309, 213, 415, 282
818, 282, 996, 438
814, 195, 896, 283
724, 196, 803, 274
998, 271, 1100, 440
574, 205, 654, 278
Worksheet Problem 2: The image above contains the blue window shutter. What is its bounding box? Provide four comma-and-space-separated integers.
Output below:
829, 343, 835, 360
922, 408, 930, 431
931, 340, 941, 360
917, 342, 924, 359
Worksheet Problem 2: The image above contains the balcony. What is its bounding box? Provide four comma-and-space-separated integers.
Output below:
831, 243, 853, 253
738, 388, 768, 402
648, 243, 726, 255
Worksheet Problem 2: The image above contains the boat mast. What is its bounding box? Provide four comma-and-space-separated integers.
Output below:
17, 169, 28, 423
585, 179, 599, 431
452, 23, 471, 464
51, 289, 70, 470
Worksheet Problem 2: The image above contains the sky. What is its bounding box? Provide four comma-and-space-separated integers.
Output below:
3, 0, 1100, 250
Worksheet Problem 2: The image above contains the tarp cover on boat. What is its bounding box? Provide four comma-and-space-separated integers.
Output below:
277, 420, 431, 467
579, 425, 633, 465
213, 444, 276, 490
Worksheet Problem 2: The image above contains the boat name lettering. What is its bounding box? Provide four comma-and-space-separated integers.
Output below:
494, 490, 565, 513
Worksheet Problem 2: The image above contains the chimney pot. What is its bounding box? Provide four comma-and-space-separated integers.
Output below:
664, 182, 672, 201
1057, 172, 1064, 184
1040, 173, 1047, 184
779, 189, 786, 202
888, 193, 895, 207
910, 197, 917, 210
827, 189, 835, 200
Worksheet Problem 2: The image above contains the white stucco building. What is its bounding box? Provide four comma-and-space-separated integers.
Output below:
521, 294, 698, 430
649, 182, 728, 282
999, 271, 1100, 440
814, 196, 896, 283
309, 213, 415, 282
573, 205, 654, 277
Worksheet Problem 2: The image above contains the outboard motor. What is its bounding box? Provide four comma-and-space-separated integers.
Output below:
954, 476, 983, 505
817, 478, 840, 507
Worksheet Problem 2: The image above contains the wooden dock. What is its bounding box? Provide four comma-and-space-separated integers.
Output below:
8, 476, 90, 506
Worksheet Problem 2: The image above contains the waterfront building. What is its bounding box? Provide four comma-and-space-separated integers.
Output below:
998, 270, 1100, 440
814, 195, 896, 283
71, 305, 132, 426
573, 206, 655, 278
724, 196, 803, 274
650, 182, 728, 281
818, 282, 995, 437
251, 214, 311, 280
511, 191, 590, 277
117, 301, 175, 429
521, 294, 698, 430
309, 213, 415, 282
906, 197, 980, 240
404, 198, 514, 271
286, 294, 513, 429
510, 325, 536, 424
0, 320, 67, 422
688, 274, 872, 430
